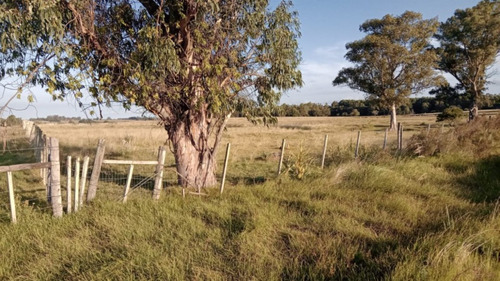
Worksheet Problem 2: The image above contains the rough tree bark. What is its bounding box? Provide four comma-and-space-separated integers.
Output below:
164, 104, 229, 189
170, 121, 218, 190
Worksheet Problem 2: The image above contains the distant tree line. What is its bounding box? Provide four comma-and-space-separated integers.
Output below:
0, 115, 23, 126
247, 94, 500, 117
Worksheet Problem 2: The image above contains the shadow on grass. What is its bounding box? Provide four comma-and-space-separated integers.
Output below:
450, 155, 500, 203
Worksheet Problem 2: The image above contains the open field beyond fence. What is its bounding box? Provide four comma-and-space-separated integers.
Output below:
0, 115, 499, 280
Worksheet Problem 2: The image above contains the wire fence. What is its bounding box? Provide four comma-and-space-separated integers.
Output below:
1, 118, 465, 223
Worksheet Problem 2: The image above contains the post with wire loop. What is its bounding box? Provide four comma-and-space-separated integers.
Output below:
87, 139, 105, 202
79, 156, 90, 207
153, 146, 167, 200
48, 137, 63, 218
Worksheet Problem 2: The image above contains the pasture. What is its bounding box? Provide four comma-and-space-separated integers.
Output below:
0, 115, 499, 280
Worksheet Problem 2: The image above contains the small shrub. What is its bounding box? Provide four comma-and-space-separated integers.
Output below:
407, 116, 500, 157
436, 106, 464, 123
283, 144, 313, 180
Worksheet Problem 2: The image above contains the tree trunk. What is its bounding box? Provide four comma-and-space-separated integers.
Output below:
169, 113, 220, 190
389, 103, 397, 131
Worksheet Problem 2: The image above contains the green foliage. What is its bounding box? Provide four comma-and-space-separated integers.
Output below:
1, 0, 302, 121
4, 114, 22, 126
436, 106, 465, 122
283, 144, 313, 180
436, 0, 500, 109
333, 11, 444, 112
1, 0, 303, 187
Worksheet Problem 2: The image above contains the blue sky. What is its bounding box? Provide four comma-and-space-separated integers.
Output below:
281, 0, 500, 104
3, 0, 499, 119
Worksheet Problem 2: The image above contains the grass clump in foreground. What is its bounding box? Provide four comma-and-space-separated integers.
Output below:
0, 119, 499, 280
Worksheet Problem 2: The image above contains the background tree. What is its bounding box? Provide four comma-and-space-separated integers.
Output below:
435, 0, 500, 121
333, 11, 444, 130
0, 0, 302, 189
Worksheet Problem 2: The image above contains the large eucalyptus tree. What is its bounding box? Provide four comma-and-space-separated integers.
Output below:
0, 0, 302, 189
435, 0, 500, 120
333, 11, 444, 130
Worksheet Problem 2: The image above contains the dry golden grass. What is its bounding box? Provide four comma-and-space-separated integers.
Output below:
35, 115, 445, 185
38, 115, 440, 162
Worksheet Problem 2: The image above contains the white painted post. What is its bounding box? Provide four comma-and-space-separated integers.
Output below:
355, 131, 361, 159
79, 156, 89, 207
397, 122, 402, 150
66, 156, 72, 214
152, 146, 166, 200
399, 124, 403, 150
321, 135, 328, 169
123, 164, 134, 203
7, 171, 17, 223
383, 128, 388, 150
74, 158, 80, 212
220, 143, 231, 194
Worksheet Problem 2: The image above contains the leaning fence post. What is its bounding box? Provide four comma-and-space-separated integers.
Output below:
355, 131, 361, 159
220, 143, 231, 194
152, 146, 167, 200
7, 171, 17, 223
66, 156, 72, 214
426, 123, 431, 135
49, 137, 63, 218
87, 139, 105, 202
383, 128, 388, 150
321, 135, 328, 169
123, 164, 134, 203
74, 158, 80, 212
277, 139, 286, 175
79, 156, 90, 207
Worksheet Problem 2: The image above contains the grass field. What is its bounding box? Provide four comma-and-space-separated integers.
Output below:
0, 115, 499, 280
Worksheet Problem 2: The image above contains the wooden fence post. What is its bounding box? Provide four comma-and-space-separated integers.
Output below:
66, 156, 72, 214
123, 164, 134, 203
74, 158, 80, 212
79, 156, 89, 207
399, 124, 404, 151
220, 143, 231, 194
355, 131, 361, 159
152, 146, 166, 200
277, 139, 286, 175
87, 139, 105, 202
48, 137, 63, 218
321, 135, 328, 169
426, 123, 431, 135
383, 128, 388, 150
42, 135, 49, 199
397, 123, 402, 151
7, 171, 17, 223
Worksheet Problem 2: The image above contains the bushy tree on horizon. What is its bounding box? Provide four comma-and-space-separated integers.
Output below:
333, 11, 445, 130
435, 0, 500, 121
